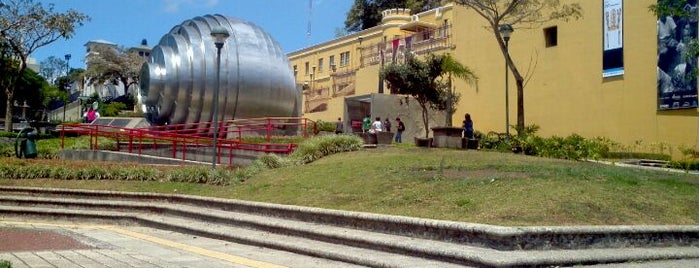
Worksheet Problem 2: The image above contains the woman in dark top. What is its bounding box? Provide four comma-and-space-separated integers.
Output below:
463, 113, 474, 139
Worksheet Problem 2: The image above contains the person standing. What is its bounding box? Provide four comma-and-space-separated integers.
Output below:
383, 118, 392, 132
395, 117, 405, 143
335, 117, 344, 134
362, 114, 371, 133
463, 113, 474, 139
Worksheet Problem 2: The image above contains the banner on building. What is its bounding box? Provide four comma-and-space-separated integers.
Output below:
603, 0, 624, 77
657, 0, 698, 110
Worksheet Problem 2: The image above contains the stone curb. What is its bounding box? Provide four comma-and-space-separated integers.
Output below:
3, 206, 698, 268
2, 186, 697, 251
1, 185, 698, 267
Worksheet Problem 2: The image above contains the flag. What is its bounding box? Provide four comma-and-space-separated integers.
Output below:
392, 39, 400, 63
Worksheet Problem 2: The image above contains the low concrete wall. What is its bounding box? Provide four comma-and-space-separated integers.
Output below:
59, 147, 268, 167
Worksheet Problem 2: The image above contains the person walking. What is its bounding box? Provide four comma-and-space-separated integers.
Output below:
383, 118, 392, 132
395, 117, 405, 143
335, 117, 344, 134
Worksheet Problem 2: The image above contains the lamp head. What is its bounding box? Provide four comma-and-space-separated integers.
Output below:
498, 24, 514, 41
210, 26, 230, 46
64, 54, 71, 61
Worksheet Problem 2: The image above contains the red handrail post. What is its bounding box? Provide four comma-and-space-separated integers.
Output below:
267, 117, 272, 143
60, 125, 65, 150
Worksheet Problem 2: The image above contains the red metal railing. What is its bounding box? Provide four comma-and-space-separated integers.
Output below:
60, 117, 316, 166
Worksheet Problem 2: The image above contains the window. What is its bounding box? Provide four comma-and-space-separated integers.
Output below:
293, 65, 297, 76
340, 51, 350, 66
329, 55, 335, 69
304, 62, 309, 76
544, 26, 558, 47
318, 58, 324, 73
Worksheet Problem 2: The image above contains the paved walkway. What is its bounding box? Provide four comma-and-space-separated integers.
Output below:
0, 219, 364, 268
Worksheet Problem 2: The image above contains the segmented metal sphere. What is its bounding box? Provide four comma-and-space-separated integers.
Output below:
140, 14, 298, 126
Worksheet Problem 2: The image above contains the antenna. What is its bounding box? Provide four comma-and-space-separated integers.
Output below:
306, 0, 312, 46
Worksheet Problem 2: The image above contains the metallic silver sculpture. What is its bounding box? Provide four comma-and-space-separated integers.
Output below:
140, 14, 299, 126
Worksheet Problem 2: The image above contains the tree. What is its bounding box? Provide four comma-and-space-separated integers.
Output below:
0, 0, 89, 131
39, 56, 68, 84
453, 0, 581, 134
381, 54, 467, 138
344, 0, 443, 32
440, 53, 477, 126
0, 55, 52, 121
84, 45, 146, 97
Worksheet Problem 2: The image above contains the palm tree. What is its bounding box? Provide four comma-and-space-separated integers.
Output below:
439, 53, 477, 126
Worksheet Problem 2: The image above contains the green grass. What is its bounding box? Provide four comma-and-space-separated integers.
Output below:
1, 147, 698, 226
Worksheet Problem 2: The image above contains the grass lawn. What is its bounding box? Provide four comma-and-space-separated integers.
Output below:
1, 147, 697, 226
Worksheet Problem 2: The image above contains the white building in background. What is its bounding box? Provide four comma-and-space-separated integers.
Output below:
81, 39, 151, 101
82, 39, 123, 99
26, 57, 40, 73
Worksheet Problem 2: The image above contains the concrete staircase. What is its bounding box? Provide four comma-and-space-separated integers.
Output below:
0, 186, 697, 267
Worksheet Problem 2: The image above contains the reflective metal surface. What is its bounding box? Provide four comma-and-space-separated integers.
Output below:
140, 14, 299, 126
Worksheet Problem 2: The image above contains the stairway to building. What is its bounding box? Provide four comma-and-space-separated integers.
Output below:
0, 186, 697, 267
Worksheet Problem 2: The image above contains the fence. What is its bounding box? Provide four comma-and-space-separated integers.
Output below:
60, 117, 316, 166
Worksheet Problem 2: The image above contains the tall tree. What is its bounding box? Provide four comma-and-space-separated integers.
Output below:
345, 0, 443, 32
39, 56, 68, 85
0, 0, 89, 131
453, 0, 581, 134
84, 45, 146, 97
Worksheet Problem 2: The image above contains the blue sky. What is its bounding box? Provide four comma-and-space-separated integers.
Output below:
32, 0, 353, 69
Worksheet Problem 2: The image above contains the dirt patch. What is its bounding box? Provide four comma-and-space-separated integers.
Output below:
0, 227, 94, 252
414, 168, 530, 180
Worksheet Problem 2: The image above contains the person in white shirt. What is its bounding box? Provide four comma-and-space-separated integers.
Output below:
370, 117, 383, 133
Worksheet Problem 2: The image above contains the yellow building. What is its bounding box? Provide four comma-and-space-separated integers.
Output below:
288, 0, 698, 156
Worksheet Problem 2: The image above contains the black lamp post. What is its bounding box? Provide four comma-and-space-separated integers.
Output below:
498, 24, 513, 137
210, 26, 229, 169
63, 54, 71, 122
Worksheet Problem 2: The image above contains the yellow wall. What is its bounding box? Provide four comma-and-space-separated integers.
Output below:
289, 1, 699, 156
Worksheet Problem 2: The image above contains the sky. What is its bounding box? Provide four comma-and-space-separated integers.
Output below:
32, 0, 354, 69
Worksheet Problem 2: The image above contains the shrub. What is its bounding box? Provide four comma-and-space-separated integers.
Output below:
0, 260, 11, 268
315, 120, 336, 132
236, 134, 363, 181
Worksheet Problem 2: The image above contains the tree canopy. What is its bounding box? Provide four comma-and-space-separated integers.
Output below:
84, 45, 146, 97
0, 0, 88, 130
381, 53, 475, 137
344, 0, 443, 32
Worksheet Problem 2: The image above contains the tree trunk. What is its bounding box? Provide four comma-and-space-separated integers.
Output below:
420, 103, 430, 138
5, 92, 13, 132
446, 74, 453, 127
516, 78, 525, 134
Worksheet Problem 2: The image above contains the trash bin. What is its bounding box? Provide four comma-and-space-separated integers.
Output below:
15, 127, 38, 159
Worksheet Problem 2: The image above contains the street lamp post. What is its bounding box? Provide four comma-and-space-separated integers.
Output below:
63, 54, 71, 122
210, 26, 230, 169
498, 24, 513, 137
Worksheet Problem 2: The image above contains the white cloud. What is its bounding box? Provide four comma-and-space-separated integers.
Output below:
162, 0, 219, 13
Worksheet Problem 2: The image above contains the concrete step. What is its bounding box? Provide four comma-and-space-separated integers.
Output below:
1, 186, 698, 267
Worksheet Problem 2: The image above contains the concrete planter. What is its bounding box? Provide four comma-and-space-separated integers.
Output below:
431, 126, 463, 149
376, 132, 394, 144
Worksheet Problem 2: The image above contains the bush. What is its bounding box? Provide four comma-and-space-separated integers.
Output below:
236, 134, 363, 181
0, 260, 11, 268
478, 125, 612, 161
315, 120, 336, 132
